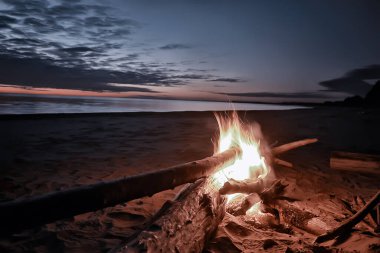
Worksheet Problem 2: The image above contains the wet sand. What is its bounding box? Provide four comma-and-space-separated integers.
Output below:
0, 107, 379, 252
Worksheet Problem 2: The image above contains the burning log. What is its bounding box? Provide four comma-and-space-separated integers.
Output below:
112, 178, 225, 253
0, 148, 239, 235
219, 178, 265, 195
330, 151, 380, 175
315, 190, 380, 244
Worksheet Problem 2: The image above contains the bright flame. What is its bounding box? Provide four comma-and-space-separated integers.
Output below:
212, 111, 271, 202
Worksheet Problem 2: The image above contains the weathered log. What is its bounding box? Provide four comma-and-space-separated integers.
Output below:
0, 148, 239, 235
272, 138, 318, 155
113, 178, 226, 253
330, 151, 380, 174
315, 190, 380, 243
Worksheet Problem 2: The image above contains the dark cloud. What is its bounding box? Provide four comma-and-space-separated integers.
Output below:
159, 44, 192, 50
0, 15, 17, 28
208, 78, 243, 83
345, 65, 380, 80
319, 65, 380, 96
319, 78, 372, 97
48, 4, 87, 16
4, 38, 44, 46
60, 47, 95, 53
1, 0, 48, 16
0, 54, 168, 92
220, 91, 334, 99
0, 0, 141, 73
173, 74, 210, 79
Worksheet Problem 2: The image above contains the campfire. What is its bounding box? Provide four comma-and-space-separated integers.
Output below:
118, 112, 379, 252
211, 111, 274, 216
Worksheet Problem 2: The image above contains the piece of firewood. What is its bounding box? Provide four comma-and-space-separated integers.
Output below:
219, 178, 289, 198
113, 178, 226, 253
272, 138, 318, 155
315, 190, 380, 243
330, 151, 380, 175
219, 178, 265, 195
0, 148, 239, 235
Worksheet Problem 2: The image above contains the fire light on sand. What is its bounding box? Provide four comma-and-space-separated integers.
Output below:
212, 111, 273, 205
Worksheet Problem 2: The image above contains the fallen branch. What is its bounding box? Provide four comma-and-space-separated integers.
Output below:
0, 148, 239, 235
315, 190, 380, 243
112, 178, 225, 253
272, 138, 318, 155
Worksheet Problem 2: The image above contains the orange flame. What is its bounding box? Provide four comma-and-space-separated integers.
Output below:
212, 111, 271, 203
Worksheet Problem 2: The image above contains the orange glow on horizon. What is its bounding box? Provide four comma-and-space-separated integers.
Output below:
0, 83, 226, 101
0, 85, 150, 98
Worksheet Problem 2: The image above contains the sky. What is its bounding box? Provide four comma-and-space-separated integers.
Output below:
0, 0, 380, 103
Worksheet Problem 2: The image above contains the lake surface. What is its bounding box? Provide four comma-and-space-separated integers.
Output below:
0, 94, 307, 114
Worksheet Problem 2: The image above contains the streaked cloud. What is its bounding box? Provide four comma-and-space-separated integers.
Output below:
159, 44, 192, 50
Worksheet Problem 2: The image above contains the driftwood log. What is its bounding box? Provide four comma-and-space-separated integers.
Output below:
113, 178, 225, 253
315, 190, 380, 243
0, 148, 239, 235
330, 151, 380, 175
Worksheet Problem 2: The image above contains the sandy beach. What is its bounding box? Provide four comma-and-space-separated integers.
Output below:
0, 107, 379, 252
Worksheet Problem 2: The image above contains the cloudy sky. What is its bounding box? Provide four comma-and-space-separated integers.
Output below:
0, 0, 380, 103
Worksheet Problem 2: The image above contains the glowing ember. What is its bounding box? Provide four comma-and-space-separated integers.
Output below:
212, 111, 271, 202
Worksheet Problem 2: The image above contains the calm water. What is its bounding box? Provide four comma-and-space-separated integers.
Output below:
0, 95, 307, 114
